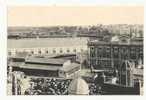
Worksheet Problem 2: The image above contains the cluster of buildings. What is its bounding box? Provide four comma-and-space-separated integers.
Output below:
88, 35, 143, 90
7, 53, 82, 95
7, 24, 143, 95
8, 24, 143, 39
103, 24, 143, 36
8, 54, 81, 79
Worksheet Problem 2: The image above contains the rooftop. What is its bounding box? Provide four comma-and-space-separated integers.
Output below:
88, 38, 143, 46
61, 63, 80, 72
25, 57, 68, 65
133, 68, 143, 76
9, 61, 80, 72
20, 63, 61, 71
9, 62, 61, 71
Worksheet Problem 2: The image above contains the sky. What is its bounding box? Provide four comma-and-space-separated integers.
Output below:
8, 6, 144, 26
7, 0, 144, 5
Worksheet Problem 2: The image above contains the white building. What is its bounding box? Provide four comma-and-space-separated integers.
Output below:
8, 37, 88, 56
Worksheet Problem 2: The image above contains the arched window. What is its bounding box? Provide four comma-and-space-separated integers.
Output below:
53, 49, 56, 54
73, 49, 76, 53
67, 49, 70, 53
106, 47, 111, 58
113, 47, 119, 58
60, 49, 63, 53
45, 50, 48, 54
38, 50, 41, 54
90, 47, 95, 57
31, 51, 34, 54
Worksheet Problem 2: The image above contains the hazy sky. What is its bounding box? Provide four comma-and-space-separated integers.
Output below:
8, 6, 144, 26
7, 0, 145, 5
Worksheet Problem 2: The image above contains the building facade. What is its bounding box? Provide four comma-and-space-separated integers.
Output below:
88, 38, 143, 72
8, 37, 88, 56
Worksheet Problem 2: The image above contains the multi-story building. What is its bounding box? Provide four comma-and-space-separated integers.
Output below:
88, 37, 143, 72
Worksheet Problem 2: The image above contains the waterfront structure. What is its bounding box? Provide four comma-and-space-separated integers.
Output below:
8, 37, 88, 56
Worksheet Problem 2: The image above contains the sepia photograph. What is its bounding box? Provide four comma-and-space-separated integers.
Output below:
7, 6, 144, 95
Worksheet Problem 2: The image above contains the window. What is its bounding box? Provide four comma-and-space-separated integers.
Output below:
38, 50, 41, 54
105, 60, 111, 68
136, 48, 140, 53
121, 47, 126, 53
120, 47, 129, 59
8, 51, 11, 55
73, 49, 76, 53
90, 47, 95, 57
31, 51, 34, 54
67, 49, 70, 53
102, 47, 106, 57
45, 50, 48, 54
106, 47, 110, 52
80, 49, 84, 52
113, 47, 119, 58
114, 47, 118, 53
53, 49, 56, 54
106, 47, 111, 58
60, 49, 63, 53
98, 60, 102, 68
130, 47, 136, 59
130, 47, 135, 53
98, 46, 103, 58
140, 47, 143, 54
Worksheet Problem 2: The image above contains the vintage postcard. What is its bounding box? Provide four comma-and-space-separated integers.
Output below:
7, 5, 144, 95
